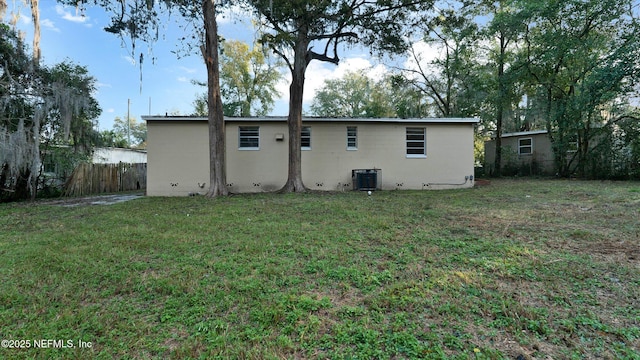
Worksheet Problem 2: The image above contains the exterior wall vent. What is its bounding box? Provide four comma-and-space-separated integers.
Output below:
352, 169, 380, 191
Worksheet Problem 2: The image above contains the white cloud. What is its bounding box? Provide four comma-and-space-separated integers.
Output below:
41, 19, 60, 32
402, 40, 443, 79
55, 5, 88, 24
216, 5, 252, 25
273, 57, 390, 106
106, 108, 115, 113
177, 76, 188, 83
18, 13, 31, 25
301, 57, 389, 103
179, 66, 198, 74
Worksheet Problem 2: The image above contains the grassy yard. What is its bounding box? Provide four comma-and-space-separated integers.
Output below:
0, 179, 638, 359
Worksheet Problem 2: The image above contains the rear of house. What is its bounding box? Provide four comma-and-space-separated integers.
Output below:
143, 116, 478, 196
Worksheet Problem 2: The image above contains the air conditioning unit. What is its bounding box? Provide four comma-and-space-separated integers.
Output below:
352, 169, 380, 191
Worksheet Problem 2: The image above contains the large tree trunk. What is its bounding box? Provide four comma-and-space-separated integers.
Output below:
280, 37, 309, 193
493, 33, 506, 177
30, 0, 40, 64
202, 0, 228, 197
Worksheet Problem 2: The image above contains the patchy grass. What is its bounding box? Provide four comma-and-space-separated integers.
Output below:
0, 179, 638, 359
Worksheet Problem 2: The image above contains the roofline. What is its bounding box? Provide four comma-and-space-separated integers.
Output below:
142, 115, 480, 124
494, 130, 549, 138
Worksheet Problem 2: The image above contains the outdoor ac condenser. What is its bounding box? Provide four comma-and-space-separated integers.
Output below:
352, 169, 380, 191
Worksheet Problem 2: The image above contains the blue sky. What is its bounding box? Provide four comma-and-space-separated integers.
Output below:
5, 3, 391, 131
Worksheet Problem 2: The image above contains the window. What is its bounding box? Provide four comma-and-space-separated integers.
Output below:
239, 126, 259, 150
567, 135, 578, 153
347, 126, 357, 150
301, 126, 311, 150
518, 138, 532, 155
406, 127, 426, 157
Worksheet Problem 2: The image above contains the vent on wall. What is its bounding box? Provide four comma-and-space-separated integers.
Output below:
352, 169, 380, 191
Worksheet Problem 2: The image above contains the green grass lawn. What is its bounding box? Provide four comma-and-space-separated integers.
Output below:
1, 179, 638, 359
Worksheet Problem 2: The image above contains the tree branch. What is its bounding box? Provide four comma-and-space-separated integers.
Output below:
308, 48, 340, 65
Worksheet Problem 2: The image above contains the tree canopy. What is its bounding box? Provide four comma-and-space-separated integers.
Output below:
310, 70, 395, 118
1, 23, 101, 200
193, 39, 283, 117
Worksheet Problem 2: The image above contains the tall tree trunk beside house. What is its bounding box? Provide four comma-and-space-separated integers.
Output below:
493, 33, 506, 177
56, 0, 232, 197
473, 0, 528, 177
202, 0, 228, 197
282, 30, 310, 192
249, 0, 432, 193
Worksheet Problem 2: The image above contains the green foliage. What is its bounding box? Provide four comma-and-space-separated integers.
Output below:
511, 0, 640, 177
310, 70, 396, 118
1, 22, 101, 201
97, 130, 128, 148
0, 180, 638, 358
401, 6, 484, 118
111, 116, 147, 148
193, 40, 283, 117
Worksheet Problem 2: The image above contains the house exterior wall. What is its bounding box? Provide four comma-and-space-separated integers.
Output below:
484, 131, 555, 175
146, 118, 477, 196
92, 147, 147, 164
146, 121, 210, 196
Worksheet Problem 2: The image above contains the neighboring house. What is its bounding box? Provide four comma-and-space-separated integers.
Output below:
92, 147, 147, 164
142, 116, 479, 196
484, 130, 556, 176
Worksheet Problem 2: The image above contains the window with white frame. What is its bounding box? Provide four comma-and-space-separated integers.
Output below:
406, 127, 426, 157
347, 126, 357, 150
301, 126, 311, 150
567, 135, 578, 153
239, 126, 259, 150
518, 137, 532, 155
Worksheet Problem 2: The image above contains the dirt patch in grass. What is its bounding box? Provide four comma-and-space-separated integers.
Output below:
551, 238, 640, 264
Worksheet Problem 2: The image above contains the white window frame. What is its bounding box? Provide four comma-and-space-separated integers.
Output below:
406, 127, 426, 158
567, 135, 578, 153
301, 126, 311, 150
347, 126, 358, 150
239, 126, 260, 150
518, 137, 533, 155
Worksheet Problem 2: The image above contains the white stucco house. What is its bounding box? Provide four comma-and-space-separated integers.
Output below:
142, 116, 479, 196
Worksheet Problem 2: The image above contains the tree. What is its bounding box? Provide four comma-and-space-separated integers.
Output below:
97, 129, 128, 148
220, 40, 283, 116
310, 70, 395, 118
398, 6, 482, 118
1, 23, 101, 201
249, 0, 433, 192
0, 0, 40, 63
64, 0, 230, 197
521, 0, 640, 177
112, 116, 147, 148
192, 39, 283, 117
472, 0, 529, 176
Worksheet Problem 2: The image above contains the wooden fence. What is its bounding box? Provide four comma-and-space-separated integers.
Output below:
64, 163, 146, 197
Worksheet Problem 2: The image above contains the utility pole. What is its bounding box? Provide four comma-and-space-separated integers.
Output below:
127, 98, 131, 148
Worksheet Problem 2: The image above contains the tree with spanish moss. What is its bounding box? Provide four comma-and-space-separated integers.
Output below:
1, 23, 100, 201
60, 0, 231, 197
